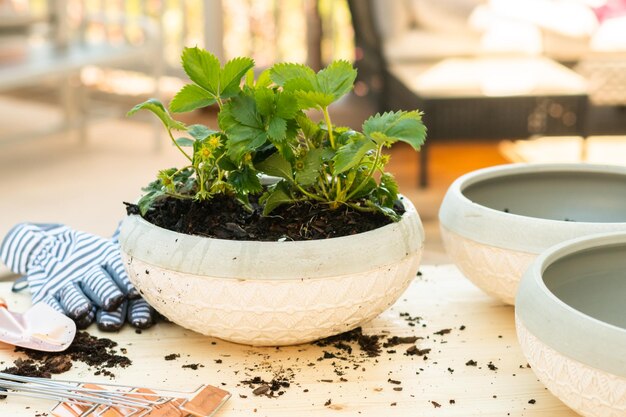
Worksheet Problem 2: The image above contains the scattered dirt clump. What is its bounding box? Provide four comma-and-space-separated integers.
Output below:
1, 332, 131, 379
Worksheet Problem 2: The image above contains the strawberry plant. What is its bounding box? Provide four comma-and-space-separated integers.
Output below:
128, 47, 426, 221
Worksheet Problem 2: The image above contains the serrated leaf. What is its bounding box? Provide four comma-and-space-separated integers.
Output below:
220, 56, 255, 98
295, 91, 334, 110
187, 124, 217, 140
127, 99, 186, 131
255, 153, 293, 180
295, 113, 320, 139
375, 172, 399, 207
181, 47, 220, 94
226, 127, 266, 161
276, 92, 298, 119
138, 189, 166, 216
316, 60, 357, 101
363, 111, 427, 150
218, 155, 238, 171
256, 69, 273, 88
255, 88, 275, 116
295, 148, 323, 186
220, 96, 268, 160
270, 63, 316, 86
380, 172, 399, 197
169, 84, 215, 113
229, 95, 262, 127
175, 137, 194, 147
365, 200, 401, 221
332, 135, 376, 174
283, 78, 315, 95
267, 117, 287, 142
228, 165, 262, 195
262, 183, 294, 215
245, 68, 255, 87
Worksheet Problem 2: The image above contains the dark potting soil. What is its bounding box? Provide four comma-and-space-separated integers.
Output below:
1, 332, 131, 379
125, 194, 401, 241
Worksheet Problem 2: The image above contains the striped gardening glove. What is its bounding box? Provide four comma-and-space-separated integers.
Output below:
0, 223, 156, 331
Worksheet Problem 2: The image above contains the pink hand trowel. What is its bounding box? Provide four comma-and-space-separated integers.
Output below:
0, 297, 76, 352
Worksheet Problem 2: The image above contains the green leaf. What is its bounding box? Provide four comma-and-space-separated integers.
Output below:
181, 47, 220, 94
175, 137, 195, 147
295, 113, 320, 139
275, 92, 298, 119
218, 155, 238, 171
332, 135, 376, 174
245, 68, 255, 88
365, 200, 401, 221
138, 190, 166, 216
127, 99, 186, 131
270, 63, 316, 86
262, 183, 294, 215
220, 57, 255, 98
170, 84, 216, 113
295, 149, 323, 186
220, 96, 269, 160
254, 88, 275, 116
187, 124, 217, 141
256, 69, 273, 88
226, 127, 267, 161
295, 91, 334, 110
267, 117, 287, 142
376, 172, 399, 207
316, 60, 357, 101
362, 111, 427, 150
229, 95, 262, 127
350, 176, 377, 200
255, 153, 293, 180
380, 172, 399, 197
228, 165, 262, 195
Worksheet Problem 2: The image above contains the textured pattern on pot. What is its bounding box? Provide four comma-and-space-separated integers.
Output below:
439, 163, 626, 304
118, 196, 424, 346
516, 232, 626, 417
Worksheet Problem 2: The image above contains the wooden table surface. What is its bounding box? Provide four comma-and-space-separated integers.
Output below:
0, 265, 577, 417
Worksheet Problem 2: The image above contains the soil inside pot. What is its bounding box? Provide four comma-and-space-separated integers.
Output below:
125, 195, 403, 241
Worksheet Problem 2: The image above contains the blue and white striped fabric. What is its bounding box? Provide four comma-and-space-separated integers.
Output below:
0, 223, 155, 331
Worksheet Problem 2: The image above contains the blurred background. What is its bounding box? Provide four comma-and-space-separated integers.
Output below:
0, 0, 625, 268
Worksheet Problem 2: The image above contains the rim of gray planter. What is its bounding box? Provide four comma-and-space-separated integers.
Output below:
119, 195, 424, 280
516, 231, 626, 377
439, 163, 626, 253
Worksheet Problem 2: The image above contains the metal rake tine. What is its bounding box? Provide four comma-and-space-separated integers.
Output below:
9, 372, 206, 397
0, 379, 154, 409
0, 372, 167, 406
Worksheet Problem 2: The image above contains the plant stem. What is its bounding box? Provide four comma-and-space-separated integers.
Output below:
293, 181, 325, 202
168, 129, 193, 162
346, 146, 382, 200
318, 176, 330, 200
165, 190, 193, 199
345, 202, 377, 213
322, 107, 335, 150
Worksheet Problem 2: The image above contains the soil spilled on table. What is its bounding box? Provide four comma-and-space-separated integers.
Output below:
126, 194, 401, 241
1, 332, 131, 379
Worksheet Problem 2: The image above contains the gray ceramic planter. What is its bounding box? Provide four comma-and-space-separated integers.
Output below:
516, 232, 626, 417
118, 196, 424, 346
439, 163, 626, 303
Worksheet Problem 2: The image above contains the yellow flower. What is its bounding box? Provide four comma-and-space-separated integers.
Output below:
196, 144, 213, 161
208, 136, 221, 149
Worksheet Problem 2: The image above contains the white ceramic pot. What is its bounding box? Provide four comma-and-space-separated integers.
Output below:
439, 163, 626, 304
516, 232, 626, 417
118, 196, 424, 346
